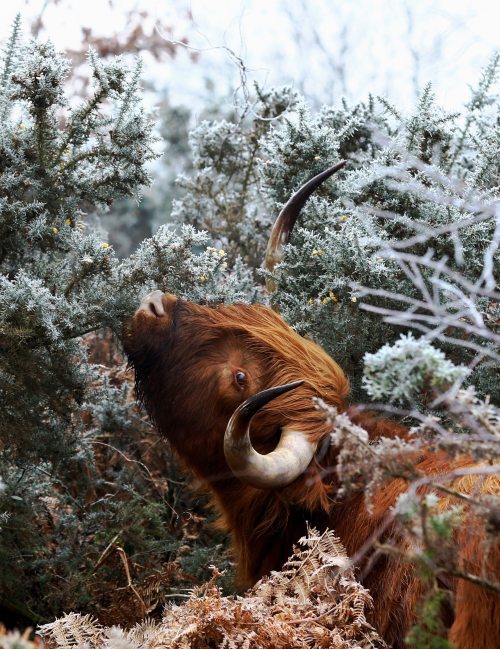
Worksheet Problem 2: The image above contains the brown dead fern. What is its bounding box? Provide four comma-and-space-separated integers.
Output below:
39, 527, 385, 649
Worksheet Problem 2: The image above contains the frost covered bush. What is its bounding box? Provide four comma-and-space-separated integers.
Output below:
172, 86, 299, 271
172, 62, 499, 401
261, 69, 499, 400
363, 334, 470, 404
0, 21, 251, 623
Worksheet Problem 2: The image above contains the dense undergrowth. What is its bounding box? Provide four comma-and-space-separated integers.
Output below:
0, 18, 498, 647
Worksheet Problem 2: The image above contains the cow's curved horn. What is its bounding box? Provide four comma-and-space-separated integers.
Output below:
224, 381, 317, 488
265, 160, 347, 291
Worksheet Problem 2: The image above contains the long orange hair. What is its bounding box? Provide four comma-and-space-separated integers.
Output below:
125, 297, 499, 649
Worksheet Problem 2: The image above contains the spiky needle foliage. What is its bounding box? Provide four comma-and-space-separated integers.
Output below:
261, 78, 499, 400
172, 86, 299, 271
0, 21, 250, 623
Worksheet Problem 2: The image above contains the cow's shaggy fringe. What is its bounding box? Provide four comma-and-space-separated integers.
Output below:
125, 298, 351, 586
39, 527, 385, 649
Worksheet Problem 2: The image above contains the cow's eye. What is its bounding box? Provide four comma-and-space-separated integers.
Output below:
235, 371, 246, 386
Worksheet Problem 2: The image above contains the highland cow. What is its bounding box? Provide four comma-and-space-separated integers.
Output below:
124, 164, 499, 649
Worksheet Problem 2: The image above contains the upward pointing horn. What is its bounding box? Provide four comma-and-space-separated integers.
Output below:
264, 160, 347, 291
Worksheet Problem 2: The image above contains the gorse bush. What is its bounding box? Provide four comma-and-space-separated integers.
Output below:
171, 86, 299, 271
0, 20, 249, 623
174, 67, 499, 400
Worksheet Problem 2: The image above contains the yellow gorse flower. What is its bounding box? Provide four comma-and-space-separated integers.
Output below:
207, 246, 225, 259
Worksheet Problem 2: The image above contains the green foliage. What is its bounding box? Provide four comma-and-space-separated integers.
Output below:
261, 79, 498, 399
169, 68, 498, 399
0, 15, 498, 644
101, 98, 194, 258
0, 22, 249, 623
172, 86, 299, 270
363, 334, 470, 404
406, 590, 454, 649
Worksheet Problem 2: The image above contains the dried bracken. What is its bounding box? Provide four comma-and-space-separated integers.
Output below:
0, 625, 40, 649
40, 528, 385, 649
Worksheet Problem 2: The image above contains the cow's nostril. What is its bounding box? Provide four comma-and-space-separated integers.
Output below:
150, 301, 162, 317
138, 290, 166, 318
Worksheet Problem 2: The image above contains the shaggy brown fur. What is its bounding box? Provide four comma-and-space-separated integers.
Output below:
124, 294, 499, 649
